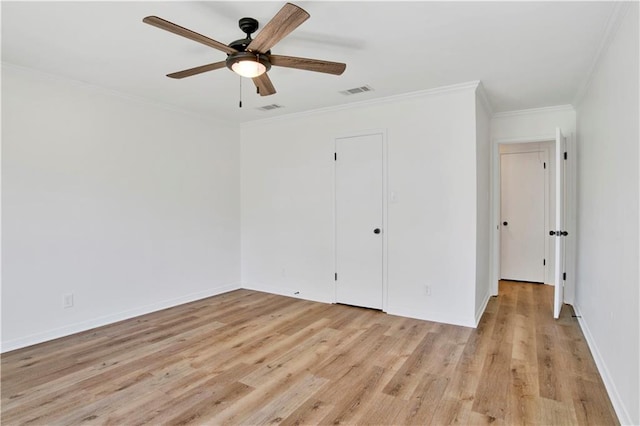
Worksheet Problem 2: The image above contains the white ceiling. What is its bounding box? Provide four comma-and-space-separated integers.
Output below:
2, 1, 617, 123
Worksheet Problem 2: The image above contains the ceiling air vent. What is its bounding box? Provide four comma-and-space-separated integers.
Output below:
340, 85, 374, 96
257, 104, 284, 111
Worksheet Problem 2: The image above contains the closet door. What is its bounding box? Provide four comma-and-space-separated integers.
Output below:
335, 133, 383, 309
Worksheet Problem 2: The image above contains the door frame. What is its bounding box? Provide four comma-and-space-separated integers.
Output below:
499, 146, 550, 283
490, 133, 576, 304
553, 128, 566, 318
332, 129, 388, 311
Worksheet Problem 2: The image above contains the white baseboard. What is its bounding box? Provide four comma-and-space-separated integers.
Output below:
243, 283, 477, 328
386, 304, 476, 328
241, 282, 333, 305
1, 282, 241, 353
573, 304, 633, 425
475, 291, 491, 327
242, 282, 298, 298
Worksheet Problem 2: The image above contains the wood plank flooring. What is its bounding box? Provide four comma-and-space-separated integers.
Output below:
1, 281, 619, 425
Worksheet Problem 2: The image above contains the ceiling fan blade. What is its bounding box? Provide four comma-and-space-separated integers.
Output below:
253, 73, 276, 96
143, 16, 236, 55
247, 3, 310, 53
269, 55, 346, 75
167, 61, 227, 79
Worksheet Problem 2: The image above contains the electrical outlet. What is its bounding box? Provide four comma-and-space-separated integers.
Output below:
424, 285, 431, 296
63, 293, 74, 308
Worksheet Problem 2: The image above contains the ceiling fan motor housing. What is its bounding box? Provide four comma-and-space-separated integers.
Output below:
226, 51, 272, 73
228, 37, 252, 52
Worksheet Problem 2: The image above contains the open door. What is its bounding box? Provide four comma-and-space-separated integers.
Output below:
553, 128, 566, 318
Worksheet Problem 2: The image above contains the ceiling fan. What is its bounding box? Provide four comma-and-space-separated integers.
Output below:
143, 2, 346, 97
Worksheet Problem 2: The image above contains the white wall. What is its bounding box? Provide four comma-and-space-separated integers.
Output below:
1, 65, 241, 351
491, 105, 576, 142
241, 83, 484, 327
475, 88, 492, 323
574, 3, 639, 424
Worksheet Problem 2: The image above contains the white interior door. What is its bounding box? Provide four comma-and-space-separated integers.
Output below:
335, 133, 383, 309
500, 151, 545, 282
554, 128, 566, 318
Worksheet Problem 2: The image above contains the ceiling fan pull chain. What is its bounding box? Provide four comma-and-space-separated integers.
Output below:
239, 75, 243, 108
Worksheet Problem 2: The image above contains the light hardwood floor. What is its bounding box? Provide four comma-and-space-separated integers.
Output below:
1, 281, 618, 425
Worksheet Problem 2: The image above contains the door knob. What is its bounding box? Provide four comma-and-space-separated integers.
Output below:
549, 231, 556, 236
503, 221, 508, 226
373, 228, 381, 234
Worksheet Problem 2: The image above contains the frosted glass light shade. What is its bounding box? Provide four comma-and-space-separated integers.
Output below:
231, 60, 267, 78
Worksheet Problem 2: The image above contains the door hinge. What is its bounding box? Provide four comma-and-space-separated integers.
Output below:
334, 273, 337, 281
564, 152, 567, 160
563, 272, 566, 280
543, 259, 546, 266
544, 162, 546, 169
334, 153, 337, 161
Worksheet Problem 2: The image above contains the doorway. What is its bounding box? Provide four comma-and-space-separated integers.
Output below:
491, 130, 573, 319
496, 141, 556, 289
334, 132, 386, 310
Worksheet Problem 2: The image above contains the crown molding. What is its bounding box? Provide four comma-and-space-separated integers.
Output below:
573, 2, 632, 107
493, 134, 556, 145
475, 81, 494, 117
241, 80, 481, 128
1, 62, 237, 129
492, 104, 575, 119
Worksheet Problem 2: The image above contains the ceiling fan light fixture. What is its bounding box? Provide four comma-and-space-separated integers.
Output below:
227, 52, 271, 78
232, 60, 266, 78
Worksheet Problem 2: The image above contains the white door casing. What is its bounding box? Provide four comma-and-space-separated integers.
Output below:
554, 128, 566, 319
490, 132, 575, 316
335, 133, 384, 310
500, 151, 546, 282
